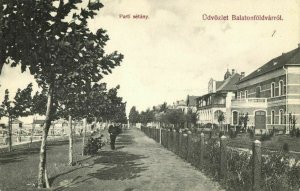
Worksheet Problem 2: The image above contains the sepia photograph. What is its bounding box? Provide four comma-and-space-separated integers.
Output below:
0, 0, 300, 190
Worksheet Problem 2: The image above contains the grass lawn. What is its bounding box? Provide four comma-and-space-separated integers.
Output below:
0, 130, 110, 191
226, 133, 300, 154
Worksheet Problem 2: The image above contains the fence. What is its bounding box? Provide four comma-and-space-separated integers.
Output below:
141, 126, 300, 191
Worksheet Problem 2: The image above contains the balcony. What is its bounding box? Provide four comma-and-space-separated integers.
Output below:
231, 98, 267, 108
198, 103, 226, 110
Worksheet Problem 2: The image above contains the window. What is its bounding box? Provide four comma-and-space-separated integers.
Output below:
271, 83, 275, 97
233, 111, 238, 125
271, 110, 275, 124
239, 91, 243, 99
245, 90, 248, 98
279, 110, 284, 124
256, 86, 261, 98
279, 80, 284, 96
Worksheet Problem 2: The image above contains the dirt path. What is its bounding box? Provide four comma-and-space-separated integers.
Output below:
53, 128, 222, 191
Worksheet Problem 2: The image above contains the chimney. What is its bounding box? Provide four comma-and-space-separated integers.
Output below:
241, 72, 245, 78
232, 69, 235, 75
298, 43, 300, 48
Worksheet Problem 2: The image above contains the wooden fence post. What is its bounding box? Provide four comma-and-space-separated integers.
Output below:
178, 129, 182, 156
187, 131, 192, 162
172, 130, 176, 153
167, 129, 171, 150
252, 140, 261, 191
159, 128, 162, 144
182, 133, 188, 159
199, 133, 205, 167
220, 135, 228, 179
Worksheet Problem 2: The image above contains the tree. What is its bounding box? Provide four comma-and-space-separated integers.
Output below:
31, 90, 48, 116
185, 109, 197, 128
165, 109, 185, 130
139, 109, 155, 125
0, 83, 33, 151
159, 102, 168, 113
217, 112, 225, 132
102, 85, 126, 123
239, 113, 249, 132
1, 1, 123, 188
129, 106, 140, 126
114, 102, 127, 124
30, 90, 48, 146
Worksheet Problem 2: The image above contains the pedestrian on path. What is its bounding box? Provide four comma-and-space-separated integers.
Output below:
108, 124, 121, 150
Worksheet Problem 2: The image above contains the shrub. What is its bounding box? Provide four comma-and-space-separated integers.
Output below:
261, 152, 300, 191
260, 133, 272, 142
203, 138, 220, 179
296, 129, 300, 138
249, 129, 254, 139
228, 128, 237, 138
282, 143, 289, 152
225, 149, 252, 191
218, 131, 224, 138
83, 135, 105, 155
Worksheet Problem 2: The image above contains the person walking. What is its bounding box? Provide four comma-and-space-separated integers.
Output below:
108, 124, 121, 150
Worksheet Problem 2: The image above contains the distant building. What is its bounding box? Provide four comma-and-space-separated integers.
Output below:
172, 99, 187, 112
196, 69, 243, 126
0, 119, 23, 134
186, 95, 199, 113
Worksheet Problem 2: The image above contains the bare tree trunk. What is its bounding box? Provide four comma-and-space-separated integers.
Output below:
82, 118, 87, 156
37, 86, 53, 188
8, 117, 12, 152
29, 124, 34, 148
68, 115, 73, 166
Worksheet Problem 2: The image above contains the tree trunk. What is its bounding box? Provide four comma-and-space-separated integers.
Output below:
29, 124, 34, 148
82, 118, 87, 156
8, 117, 12, 152
68, 115, 73, 166
37, 86, 53, 188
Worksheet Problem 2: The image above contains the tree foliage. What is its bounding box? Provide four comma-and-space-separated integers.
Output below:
165, 109, 185, 128
0, 83, 33, 151
0, 83, 33, 119
186, 109, 197, 126
139, 109, 155, 125
129, 106, 139, 125
31, 90, 48, 116
1, 0, 123, 187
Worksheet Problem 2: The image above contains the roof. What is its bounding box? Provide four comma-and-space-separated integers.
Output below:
174, 100, 186, 106
196, 92, 227, 100
216, 81, 224, 90
32, 119, 45, 125
216, 73, 241, 92
186, 95, 199, 107
239, 46, 300, 83
11, 119, 23, 124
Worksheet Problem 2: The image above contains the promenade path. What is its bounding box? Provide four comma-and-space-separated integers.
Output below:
0, 128, 222, 191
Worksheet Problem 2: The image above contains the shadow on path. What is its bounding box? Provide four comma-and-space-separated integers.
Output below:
88, 150, 148, 180
114, 133, 135, 146
88, 130, 148, 180
53, 130, 148, 190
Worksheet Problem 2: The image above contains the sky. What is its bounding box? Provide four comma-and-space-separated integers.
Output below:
0, 0, 299, 122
